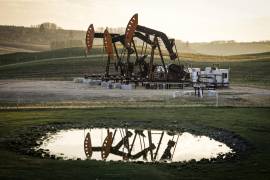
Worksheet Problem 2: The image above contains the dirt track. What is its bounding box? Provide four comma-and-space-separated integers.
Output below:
0, 80, 269, 107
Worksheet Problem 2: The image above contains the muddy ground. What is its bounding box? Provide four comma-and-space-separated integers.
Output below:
0, 80, 269, 107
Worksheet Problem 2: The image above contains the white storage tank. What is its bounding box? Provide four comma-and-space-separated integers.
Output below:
191, 68, 200, 83
220, 69, 229, 86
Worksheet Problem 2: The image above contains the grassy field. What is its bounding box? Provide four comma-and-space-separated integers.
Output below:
0, 107, 269, 180
0, 48, 269, 86
0, 48, 269, 179
0, 47, 104, 66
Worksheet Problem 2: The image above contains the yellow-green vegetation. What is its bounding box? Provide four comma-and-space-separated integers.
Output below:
181, 52, 270, 62
0, 107, 269, 179
1, 25, 270, 55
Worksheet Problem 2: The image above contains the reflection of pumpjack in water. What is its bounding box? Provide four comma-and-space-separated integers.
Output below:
84, 129, 180, 162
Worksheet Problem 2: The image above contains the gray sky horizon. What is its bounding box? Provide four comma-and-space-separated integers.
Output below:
0, 0, 270, 42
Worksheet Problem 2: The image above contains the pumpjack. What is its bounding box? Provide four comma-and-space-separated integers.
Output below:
85, 14, 189, 83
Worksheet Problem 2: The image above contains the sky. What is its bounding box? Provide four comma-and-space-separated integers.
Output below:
0, 0, 270, 42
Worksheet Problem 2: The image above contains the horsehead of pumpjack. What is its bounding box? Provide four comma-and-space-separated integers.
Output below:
85, 24, 95, 55
103, 28, 114, 76
124, 14, 138, 52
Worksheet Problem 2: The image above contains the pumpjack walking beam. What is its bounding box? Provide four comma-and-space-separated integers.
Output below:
124, 14, 178, 61
136, 24, 178, 60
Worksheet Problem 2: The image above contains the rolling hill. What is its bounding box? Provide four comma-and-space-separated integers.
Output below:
0, 47, 269, 86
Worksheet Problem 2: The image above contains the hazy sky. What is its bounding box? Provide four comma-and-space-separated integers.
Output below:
0, 0, 270, 42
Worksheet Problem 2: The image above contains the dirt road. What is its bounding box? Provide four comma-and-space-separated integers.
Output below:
0, 80, 269, 107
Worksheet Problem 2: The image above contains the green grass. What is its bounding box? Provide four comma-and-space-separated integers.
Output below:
0, 56, 107, 79
0, 107, 270, 179
0, 47, 270, 86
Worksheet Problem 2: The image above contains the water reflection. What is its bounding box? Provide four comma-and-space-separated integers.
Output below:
37, 128, 233, 162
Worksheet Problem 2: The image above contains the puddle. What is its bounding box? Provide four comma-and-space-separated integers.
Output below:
35, 128, 234, 162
